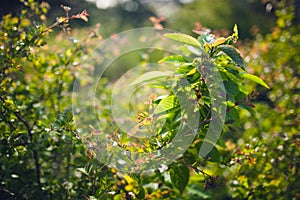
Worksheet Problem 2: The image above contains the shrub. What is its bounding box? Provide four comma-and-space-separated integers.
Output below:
0, 0, 271, 199
224, 0, 300, 199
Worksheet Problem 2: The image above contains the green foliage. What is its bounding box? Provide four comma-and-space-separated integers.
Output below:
240, 73, 270, 89
164, 33, 201, 47
0, 1, 107, 199
98, 23, 263, 198
170, 164, 190, 194
222, 0, 300, 199
1, 0, 288, 199
168, 0, 276, 39
217, 45, 245, 68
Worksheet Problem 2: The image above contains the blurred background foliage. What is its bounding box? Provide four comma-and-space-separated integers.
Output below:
0, 0, 299, 199
0, 0, 281, 38
226, 1, 300, 198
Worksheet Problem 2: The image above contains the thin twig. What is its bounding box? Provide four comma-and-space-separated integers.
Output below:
0, 96, 42, 188
56, 24, 100, 107
187, 163, 212, 178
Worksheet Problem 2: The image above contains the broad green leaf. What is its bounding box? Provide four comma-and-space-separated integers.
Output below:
179, 45, 192, 57
224, 80, 240, 100
129, 71, 173, 86
170, 164, 190, 194
153, 95, 176, 114
207, 146, 223, 162
241, 73, 270, 89
159, 55, 189, 63
164, 33, 201, 47
218, 45, 245, 68
225, 106, 240, 126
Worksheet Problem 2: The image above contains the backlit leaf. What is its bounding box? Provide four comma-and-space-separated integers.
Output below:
217, 45, 244, 68
153, 95, 177, 114
165, 33, 201, 47
241, 73, 270, 89
159, 55, 189, 63
129, 71, 173, 86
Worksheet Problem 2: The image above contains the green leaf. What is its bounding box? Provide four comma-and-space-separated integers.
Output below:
179, 45, 192, 56
129, 71, 173, 86
159, 55, 189, 63
241, 73, 270, 89
170, 164, 190, 194
224, 80, 240, 101
77, 167, 89, 176
165, 33, 201, 47
153, 95, 177, 114
176, 64, 194, 74
207, 146, 223, 162
217, 45, 245, 68
233, 24, 238, 36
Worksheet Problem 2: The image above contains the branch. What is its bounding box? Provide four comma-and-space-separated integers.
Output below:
187, 163, 212, 179
15, 9, 89, 56
0, 96, 41, 188
55, 24, 100, 106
